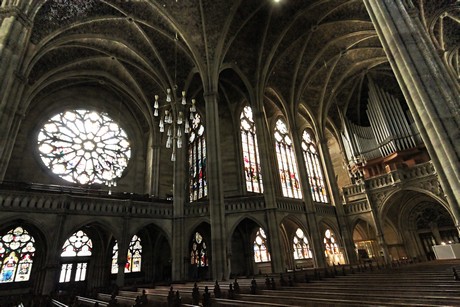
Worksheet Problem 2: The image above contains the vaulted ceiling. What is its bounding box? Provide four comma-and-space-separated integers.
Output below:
23, 0, 459, 132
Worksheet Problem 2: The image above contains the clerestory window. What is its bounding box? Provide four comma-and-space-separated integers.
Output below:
274, 119, 301, 198
240, 106, 263, 193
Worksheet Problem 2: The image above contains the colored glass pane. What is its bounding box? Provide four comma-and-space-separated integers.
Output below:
0, 227, 35, 283
302, 130, 328, 203
254, 228, 271, 263
240, 106, 263, 193
191, 232, 207, 267
37, 109, 131, 185
188, 113, 207, 201
275, 119, 301, 198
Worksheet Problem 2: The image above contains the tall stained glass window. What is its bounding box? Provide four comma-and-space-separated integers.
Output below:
0, 227, 35, 283
190, 232, 207, 267
111, 235, 142, 274
302, 130, 328, 203
240, 106, 263, 193
254, 228, 271, 263
37, 109, 131, 185
293, 228, 312, 260
189, 113, 207, 201
274, 119, 301, 198
59, 230, 92, 283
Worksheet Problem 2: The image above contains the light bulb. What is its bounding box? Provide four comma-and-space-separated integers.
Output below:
166, 88, 172, 102
177, 138, 182, 148
177, 128, 182, 137
182, 91, 186, 105
154, 109, 158, 116
154, 97, 159, 109
167, 126, 172, 136
166, 136, 172, 148
171, 151, 176, 161
184, 119, 189, 133
190, 99, 196, 112
177, 112, 183, 125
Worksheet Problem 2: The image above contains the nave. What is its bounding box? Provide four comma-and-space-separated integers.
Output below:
69, 260, 460, 307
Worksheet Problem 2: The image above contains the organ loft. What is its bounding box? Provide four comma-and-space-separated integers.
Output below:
0, 0, 459, 305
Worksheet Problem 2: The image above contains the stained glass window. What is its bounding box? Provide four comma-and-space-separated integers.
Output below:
111, 235, 142, 274
293, 228, 312, 260
254, 228, 271, 263
188, 113, 207, 201
324, 229, 341, 263
111, 242, 119, 274
37, 109, 131, 185
302, 131, 328, 203
240, 106, 263, 193
0, 227, 35, 283
59, 230, 92, 283
274, 119, 302, 198
190, 232, 207, 267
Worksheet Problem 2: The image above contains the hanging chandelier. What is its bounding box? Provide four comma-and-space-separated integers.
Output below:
153, 88, 197, 161
153, 32, 197, 161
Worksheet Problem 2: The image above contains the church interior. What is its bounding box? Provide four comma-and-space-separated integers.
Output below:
0, 0, 459, 305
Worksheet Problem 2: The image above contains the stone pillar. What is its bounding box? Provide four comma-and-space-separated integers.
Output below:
363, 0, 460, 231
116, 219, 130, 287
41, 212, 66, 295
252, 110, 284, 273
317, 137, 358, 264
171, 132, 186, 281
203, 92, 228, 280
362, 185, 391, 264
290, 128, 326, 268
0, 4, 31, 179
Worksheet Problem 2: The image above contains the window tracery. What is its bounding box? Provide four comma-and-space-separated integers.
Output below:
59, 230, 92, 283
293, 228, 312, 260
189, 113, 207, 201
254, 228, 271, 263
301, 130, 328, 203
0, 227, 35, 283
190, 232, 207, 267
111, 235, 142, 274
240, 106, 263, 193
274, 119, 301, 198
37, 109, 131, 185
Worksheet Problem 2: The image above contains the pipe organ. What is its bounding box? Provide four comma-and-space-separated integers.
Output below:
342, 79, 424, 178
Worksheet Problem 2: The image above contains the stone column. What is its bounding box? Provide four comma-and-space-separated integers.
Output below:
363, 0, 460, 230
0, 4, 31, 179
41, 211, 67, 295
290, 128, 326, 268
362, 185, 391, 264
203, 92, 228, 280
252, 110, 284, 273
171, 131, 186, 281
317, 137, 358, 264
116, 219, 130, 287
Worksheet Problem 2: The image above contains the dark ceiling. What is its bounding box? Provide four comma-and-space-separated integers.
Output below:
23, 0, 459, 132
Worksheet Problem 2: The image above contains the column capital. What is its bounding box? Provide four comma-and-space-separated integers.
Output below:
0, 7, 32, 28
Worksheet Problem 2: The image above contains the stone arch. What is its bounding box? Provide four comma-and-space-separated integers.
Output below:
378, 189, 457, 262
319, 220, 345, 265
352, 218, 378, 261
112, 223, 172, 284
188, 222, 211, 281
279, 215, 313, 271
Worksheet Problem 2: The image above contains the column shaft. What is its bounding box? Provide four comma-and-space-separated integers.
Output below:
204, 92, 228, 280
363, 0, 460, 227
